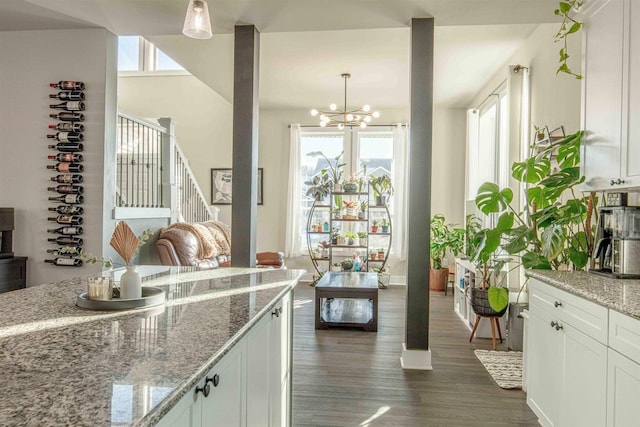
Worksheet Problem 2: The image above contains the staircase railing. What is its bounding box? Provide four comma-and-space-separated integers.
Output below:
116, 112, 215, 223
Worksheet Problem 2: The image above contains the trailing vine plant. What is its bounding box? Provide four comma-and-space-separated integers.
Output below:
554, 0, 583, 79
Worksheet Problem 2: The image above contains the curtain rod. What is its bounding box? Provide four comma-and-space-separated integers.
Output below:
288, 123, 403, 129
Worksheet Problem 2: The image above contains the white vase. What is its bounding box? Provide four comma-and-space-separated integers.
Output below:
120, 265, 141, 299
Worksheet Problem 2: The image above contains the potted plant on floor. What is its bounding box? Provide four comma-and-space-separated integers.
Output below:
429, 214, 465, 291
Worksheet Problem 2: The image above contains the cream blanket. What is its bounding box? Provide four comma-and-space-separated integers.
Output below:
167, 221, 231, 259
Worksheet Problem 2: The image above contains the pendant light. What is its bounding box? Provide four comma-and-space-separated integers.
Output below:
183, 0, 213, 40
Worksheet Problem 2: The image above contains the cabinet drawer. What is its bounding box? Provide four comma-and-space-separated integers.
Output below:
609, 310, 640, 364
530, 279, 608, 344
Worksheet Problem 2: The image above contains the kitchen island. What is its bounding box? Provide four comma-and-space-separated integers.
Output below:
0, 266, 304, 426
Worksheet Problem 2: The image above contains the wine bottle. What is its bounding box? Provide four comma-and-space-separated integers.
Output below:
50, 174, 83, 184
49, 91, 85, 101
48, 194, 84, 204
50, 81, 85, 91
48, 143, 83, 152
49, 101, 85, 111
44, 257, 83, 267
47, 236, 83, 246
46, 162, 84, 173
48, 153, 83, 162
48, 205, 84, 215
47, 226, 83, 235
47, 247, 81, 256
49, 112, 84, 122
48, 215, 83, 225
49, 123, 84, 132
47, 185, 84, 195
47, 132, 84, 142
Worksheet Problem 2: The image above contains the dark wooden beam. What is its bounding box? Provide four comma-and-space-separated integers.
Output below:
405, 18, 434, 352
231, 25, 260, 267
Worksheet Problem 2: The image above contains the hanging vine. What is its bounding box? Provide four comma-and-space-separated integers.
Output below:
554, 0, 583, 79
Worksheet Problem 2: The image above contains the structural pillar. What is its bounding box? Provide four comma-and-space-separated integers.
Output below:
401, 17, 434, 370
231, 25, 260, 267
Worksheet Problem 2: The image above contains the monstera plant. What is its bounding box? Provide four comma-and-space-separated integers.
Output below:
472, 129, 596, 311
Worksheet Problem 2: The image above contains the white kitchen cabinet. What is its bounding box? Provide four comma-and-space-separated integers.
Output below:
527, 279, 608, 427
581, 0, 640, 190
607, 348, 640, 427
581, 0, 625, 190
158, 291, 293, 427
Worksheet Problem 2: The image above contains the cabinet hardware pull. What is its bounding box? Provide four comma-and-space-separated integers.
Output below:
206, 374, 220, 387
610, 178, 625, 186
195, 383, 210, 397
550, 320, 563, 331
271, 307, 282, 318
554, 301, 562, 308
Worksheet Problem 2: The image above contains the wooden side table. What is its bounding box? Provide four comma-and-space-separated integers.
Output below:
0, 256, 27, 293
314, 272, 378, 332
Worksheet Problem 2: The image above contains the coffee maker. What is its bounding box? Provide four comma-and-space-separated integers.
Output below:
592, 205, 640, 278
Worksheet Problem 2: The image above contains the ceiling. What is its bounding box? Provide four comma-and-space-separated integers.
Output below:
1, 0, 559, 108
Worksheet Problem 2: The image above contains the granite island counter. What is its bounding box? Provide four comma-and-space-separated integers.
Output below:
0, 266, 304, 427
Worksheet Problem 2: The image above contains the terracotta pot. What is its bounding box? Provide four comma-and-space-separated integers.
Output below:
371, 226, 378, 233
429, 268, 449, 291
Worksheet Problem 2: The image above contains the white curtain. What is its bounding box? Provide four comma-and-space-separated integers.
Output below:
284, 124, 302, 257
391, 123, 409, 260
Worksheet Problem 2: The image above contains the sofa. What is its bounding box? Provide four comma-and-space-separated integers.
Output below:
156, 220, 284, 269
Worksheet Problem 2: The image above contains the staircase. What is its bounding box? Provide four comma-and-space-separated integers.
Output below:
116, 112, 215, 223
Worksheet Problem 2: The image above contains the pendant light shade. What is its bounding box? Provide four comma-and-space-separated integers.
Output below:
183, 0, 212, 39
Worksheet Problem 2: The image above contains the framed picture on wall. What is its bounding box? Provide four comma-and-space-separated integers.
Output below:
211, 168, 263, 205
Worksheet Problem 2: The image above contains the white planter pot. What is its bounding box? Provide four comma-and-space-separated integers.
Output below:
120, 265, 141, 299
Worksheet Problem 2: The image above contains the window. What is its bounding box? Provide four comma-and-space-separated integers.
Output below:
117, 36, 186, 73
299, 128, 396, 252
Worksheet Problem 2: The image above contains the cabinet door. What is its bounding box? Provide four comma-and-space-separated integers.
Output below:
582, 0, 625, 190
527, 308, 562, 427
270, 293, 291, 427
607, 348, 640, 427
623, 0, 640, 187
561, 322, 607, 427
247, 308, 271, 427
201, 342, 246, 427
156, 382, 202, 427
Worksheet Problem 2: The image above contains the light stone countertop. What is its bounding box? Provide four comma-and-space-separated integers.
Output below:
526, 269, 640, 319
0, 266, 304, 427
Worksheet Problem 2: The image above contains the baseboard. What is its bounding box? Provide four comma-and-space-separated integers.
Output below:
400, 343, 433, 370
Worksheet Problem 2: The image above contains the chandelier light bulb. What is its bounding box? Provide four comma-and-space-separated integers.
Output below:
346, 114, 354, 121
310, 109, 319, 116
360, 122, 367, 128
364, 116, 372, 123
363, 105, 371, 112
329, 103, 337, 111
320, 122, 327, 127
372, 111, 380, 118
337, 123, 345, 130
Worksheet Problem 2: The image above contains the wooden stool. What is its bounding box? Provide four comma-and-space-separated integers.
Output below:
469, 315, 503, 350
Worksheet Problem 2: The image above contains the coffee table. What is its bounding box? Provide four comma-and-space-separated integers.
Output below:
314, 272, 378, 332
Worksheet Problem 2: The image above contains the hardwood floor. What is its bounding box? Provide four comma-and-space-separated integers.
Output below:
291, 283, 539, 427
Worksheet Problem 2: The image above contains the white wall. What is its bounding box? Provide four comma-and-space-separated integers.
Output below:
470, 23, 582, 133
0, 29, 117, 286
118, 74, 234, 214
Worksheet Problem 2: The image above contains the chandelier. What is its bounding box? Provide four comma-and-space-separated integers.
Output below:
310, 73, 380, 129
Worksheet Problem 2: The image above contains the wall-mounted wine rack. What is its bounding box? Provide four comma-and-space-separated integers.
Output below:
45, 80, 86, 267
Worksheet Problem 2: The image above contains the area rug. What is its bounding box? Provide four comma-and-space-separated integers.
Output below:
474, 349, 523, 389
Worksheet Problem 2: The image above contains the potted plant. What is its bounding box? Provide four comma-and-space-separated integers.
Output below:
332, 207, 342, 219
371, 219, 379, 233
380, 217, 389, 233
369, 250, 377, 260
358, 200, 368, 220
331, 262, 342, 272
357, 231, 367, 246
330, 227, 340, 245
341, 258, 354, 271
369, 174, 394, 206
304, 173, 332, 202
337, 234, 346, 246
307, 151, 345, 192
377, 247, 385, 259
343, 173, 359, 193
343, 200, 358, 218
344, 230, 358, 246
429, 214, 465, 291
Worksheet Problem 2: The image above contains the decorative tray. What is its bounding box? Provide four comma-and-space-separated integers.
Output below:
76, 286, 166, 311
